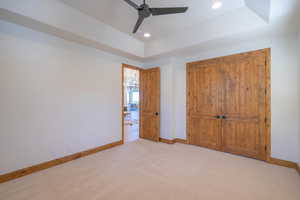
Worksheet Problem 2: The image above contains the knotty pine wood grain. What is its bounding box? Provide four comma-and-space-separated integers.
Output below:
140, 67, 160, 142
187, 49, 271, 161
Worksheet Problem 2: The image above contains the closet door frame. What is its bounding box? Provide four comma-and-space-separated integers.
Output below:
186, 48, 271, 161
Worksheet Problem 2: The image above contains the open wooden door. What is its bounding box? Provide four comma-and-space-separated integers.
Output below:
140, 67, 160, 142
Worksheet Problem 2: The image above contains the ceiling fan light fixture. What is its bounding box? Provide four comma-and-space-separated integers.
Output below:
144, 33, 151, 38
212, 0, 223, 9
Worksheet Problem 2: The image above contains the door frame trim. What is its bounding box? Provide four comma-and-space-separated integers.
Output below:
121, 64, 142, 144
186, 48, 271, 161
265, 48, 271, 162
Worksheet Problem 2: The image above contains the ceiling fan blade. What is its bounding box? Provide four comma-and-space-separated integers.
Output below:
150, 7, 188, 16
123, 0, 139, 10
133, 16, 144, 33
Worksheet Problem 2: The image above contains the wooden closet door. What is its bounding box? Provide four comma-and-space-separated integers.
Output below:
140, 67, 160, 142
221, 51, 267, 160
187, 63, 222, 150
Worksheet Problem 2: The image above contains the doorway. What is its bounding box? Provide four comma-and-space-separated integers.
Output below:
122, 64, 161, 144
122, 64, 141, 143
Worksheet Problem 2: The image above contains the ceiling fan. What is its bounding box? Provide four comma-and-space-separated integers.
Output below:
123, 0, 188, 34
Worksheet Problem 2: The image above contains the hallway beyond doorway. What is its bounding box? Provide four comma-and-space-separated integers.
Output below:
123, 65, 140, 143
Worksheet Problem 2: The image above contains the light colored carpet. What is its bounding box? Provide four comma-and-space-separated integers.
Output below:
1, 139, 299, 200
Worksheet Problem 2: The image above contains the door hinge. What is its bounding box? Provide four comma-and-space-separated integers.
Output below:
265, 89, 267, 95
265, 118, 267, 123
265, 145, 268, 152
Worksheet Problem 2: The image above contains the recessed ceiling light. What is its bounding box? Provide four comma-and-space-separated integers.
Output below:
212, 0, 223, 9
144, 33, 151, 38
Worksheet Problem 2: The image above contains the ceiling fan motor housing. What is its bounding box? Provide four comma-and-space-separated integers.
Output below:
139, 4, 151, 18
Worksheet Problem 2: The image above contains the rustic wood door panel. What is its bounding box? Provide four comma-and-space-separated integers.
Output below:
190, 116, 221, 150
140, 67, 160, 142
188, 63, 222, 149
189, 64, 221, 115
222, 120, 261, 159
221, 53, 266, 117
221, 52, 266, 160
140, 115, 158, 141
187, 49, 269, 161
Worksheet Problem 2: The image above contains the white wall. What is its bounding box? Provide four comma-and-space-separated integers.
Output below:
160, 62, 175, 140
146, 33, 300, 163
0, 20, 141, 174
298, 31, 300, 165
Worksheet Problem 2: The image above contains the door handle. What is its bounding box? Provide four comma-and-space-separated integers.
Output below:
214, 115, 221, 119
155, 112, 159, 116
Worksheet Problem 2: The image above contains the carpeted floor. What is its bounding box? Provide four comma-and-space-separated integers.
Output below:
1, 139, 300, 200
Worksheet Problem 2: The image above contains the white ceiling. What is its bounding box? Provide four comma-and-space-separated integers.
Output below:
1, 0, 299, 61
60, 0, 245, 42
